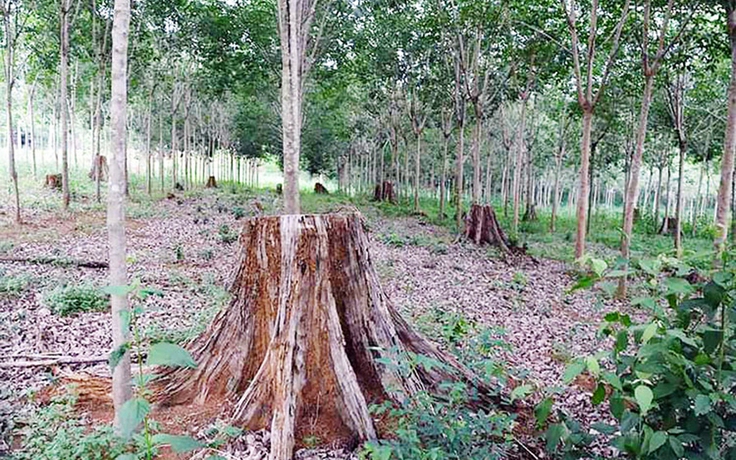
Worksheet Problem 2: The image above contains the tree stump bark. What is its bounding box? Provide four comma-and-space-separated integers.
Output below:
155, 213, 494, 459
464, 204, 512, 253
314, 182, 329, 194
372, 181, 396, 203
206, 176, 217, 188
522, 203, 537, 222
44, 173, 62, 189
88, 155, 109, 182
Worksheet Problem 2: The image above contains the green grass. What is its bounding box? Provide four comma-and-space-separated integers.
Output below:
43, 284, 109, 317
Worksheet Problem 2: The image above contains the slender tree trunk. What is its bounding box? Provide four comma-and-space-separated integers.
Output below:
471, 105, 482, 204
145, 88, 153, 195
551, 147, 563, 232
439, 134, 449, 217
109, 0, 132, 431
714, 3, 736, 255
414, 133, 421, 211
512, 98, 528, 235
693, 161, 704, 236
654, 164, 663, 232
454, 118, 465, 230
663, 157, 672, 233
619, 75, 655, 294
29, 79, 37, 180
60, 0, 71, 210
4, 12, 19, 224
574, 109, 593, 260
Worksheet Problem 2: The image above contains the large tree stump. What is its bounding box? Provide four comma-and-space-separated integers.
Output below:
314, 182, 329, 194
156, 213, 494, 459
372, 181, 396, 203
206, 176, 217, 188
44, 173, 62, 190
88, 155, 108, 182
464, 204, 512, 253
659, 216, 679, 235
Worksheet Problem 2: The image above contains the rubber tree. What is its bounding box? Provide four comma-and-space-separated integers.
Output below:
561, 0, 630, 261
619, 0, 693, 294
715, 0, 736, 256
108, 0, 132, 430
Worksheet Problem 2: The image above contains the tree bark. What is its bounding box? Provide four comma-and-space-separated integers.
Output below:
512, 98, 529, 235
715, 2, 736, 256
619, 75, 655, 294
156, 214, 497, 460
60, 0, 71, 210
574, 109, 593, 260
109, 0, 132, 431
2, 6, 19, 224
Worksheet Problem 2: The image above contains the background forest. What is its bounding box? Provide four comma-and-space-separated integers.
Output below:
4, 1, 736, 460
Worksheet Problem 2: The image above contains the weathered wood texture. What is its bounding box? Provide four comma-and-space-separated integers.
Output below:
156, 213, 492, 460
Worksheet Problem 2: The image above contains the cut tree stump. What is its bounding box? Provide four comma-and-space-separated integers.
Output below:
155, 213, 496, 460
464, 204, 513, 253
372, 181, 396, 203
658, 216, 679, 235
314, 182, 329, 194
522, 203, 537, 222
88, 155, 109, 182
206, 176, 217, 188
44, 174, 62, 189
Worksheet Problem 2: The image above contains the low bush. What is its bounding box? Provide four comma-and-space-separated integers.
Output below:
44, 285, 109, 316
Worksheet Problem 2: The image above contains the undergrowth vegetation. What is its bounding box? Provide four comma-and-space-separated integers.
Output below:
43, 284, 109, 316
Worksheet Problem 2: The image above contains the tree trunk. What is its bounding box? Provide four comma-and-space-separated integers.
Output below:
662, 157, 672, 234
620, 75, 655, 294
512, 98, 528, 235
60, 0, 71, 210
454, 118, 465, 230
29, 78, 37, 180
439, 134, 449, 218
413, 133, 421, 211
156, 214, 496, 460
109, 0, 132, 431
574, 109, 593, 260
692, 161, 704, 236
654, 164, 663, 233
551, 147, 563, 232
471, 105, 482, 204
714, 2, 736, 256
145, 88, 153, 195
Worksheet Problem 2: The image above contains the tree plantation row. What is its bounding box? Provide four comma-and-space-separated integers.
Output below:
5, 0, 736, 459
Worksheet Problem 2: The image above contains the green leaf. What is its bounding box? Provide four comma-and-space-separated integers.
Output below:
702, 328, 723, 355
648, 431, 667, 454
563, 361, 585, 384
103, 285, 135, 297
586, 357, 600, 376
510, 384, 533, 402
638, 259, 662, 276
635, 386, 654, 415
632, 296, 657, 311
119, 397, 150, 440
669, 436, 685, 457
590, 258, 607, 277
694, 394, 712, 416
152, 434, 204, 453
109, 342, 130, 371
615, 330, 629, 352
602, 372, 622, 391
147, 342, 197, 368
590, 422, 616, 434
535, 397, 554, 428
665, 277, 694, 296
703, 281, 725, 307
641, 323, 658, 345
666, 329, 698, 348
545, 423, 568, 452
592, 383, 606, 405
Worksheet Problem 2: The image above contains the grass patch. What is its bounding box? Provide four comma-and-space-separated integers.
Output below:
43, 284, 109, 317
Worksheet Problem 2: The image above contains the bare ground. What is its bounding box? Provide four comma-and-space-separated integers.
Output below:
0, 189, 627, 458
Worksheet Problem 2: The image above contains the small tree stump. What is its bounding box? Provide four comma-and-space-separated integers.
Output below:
522, 203, 537, 222
372, 181, 396, 203
88, 155, 109, 182
275, 183, 283, 195
174, 182, 184, 191
206, 176, 217, 188
659, 216, 679, 235
314, 182, 329, 194
464, 204, 512, 253
44, 174, 62, 190
156, 213, 496, 459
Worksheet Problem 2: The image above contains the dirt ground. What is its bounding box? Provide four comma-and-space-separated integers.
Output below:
0, 189, 627, 458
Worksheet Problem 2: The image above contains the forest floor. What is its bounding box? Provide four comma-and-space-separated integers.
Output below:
0, 185, 642, 458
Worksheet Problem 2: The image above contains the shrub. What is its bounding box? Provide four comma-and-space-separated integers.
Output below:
44, 285, 109, 316
552, 253, 736, 459
0, 270, 30, 296
218, 224, 238, 244
361, 353, 515, 460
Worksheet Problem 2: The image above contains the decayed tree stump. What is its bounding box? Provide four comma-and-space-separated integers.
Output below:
206, 176, 217, 188
88, 155, 109, 182
44, 174, 62, 189
314, 182, 329, 194
372, 181, 396, 203
156, 213, 494, 460
464, 204, 512, 253
522, 203, 537, 222
658, 216, 679, 235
